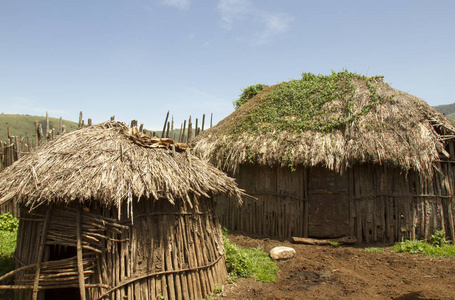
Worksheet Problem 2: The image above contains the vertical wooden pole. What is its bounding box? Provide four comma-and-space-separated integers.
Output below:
181, 121, 187, 143
78, 111, 83, 128
170, 117, 174, 140
210, 113, 213, 128
46, 111, 49, 140
35, 121, 39, 147
76, 203, 87, 300
32, 204, 52, 300
161, 111, 170, 138
166, 122, 170, 138
110, 116, 115, 121
303, 167, 309, 238
195, 118, 198, 137
201, 114, 205, 132
187, 116, 193, 143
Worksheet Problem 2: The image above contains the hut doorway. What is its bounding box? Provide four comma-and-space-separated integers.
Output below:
44, 245, 80, 300
308, 167, 350, 238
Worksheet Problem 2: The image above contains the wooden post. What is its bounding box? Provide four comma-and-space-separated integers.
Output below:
46, 111, 49, 139
7, 126, 11, 139
35, 121, 39, 147
161, 111, 170, 138
166, 122, 170, 138
88, 118, 92, 126
77, 203, 87, 300
181, 120, 187, 143
210, 113, 213, 128
110, 116, 115, 121
37, 123, 43, 146
187, 116, 193, 143
201, 114, 205, 132
78, 111, 83, 128
195, 118, 198, 137
32, 204, 52, 300
139, 124, 144, 132
170, 117, 174, 140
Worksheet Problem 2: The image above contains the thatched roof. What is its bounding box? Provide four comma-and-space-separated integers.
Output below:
193, 71, 455, 176
0, 121, 243, 210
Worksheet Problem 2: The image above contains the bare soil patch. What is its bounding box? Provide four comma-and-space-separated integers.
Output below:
216, 234, 455, 300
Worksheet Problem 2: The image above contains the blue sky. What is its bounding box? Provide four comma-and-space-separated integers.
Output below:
1, 0, 454, 130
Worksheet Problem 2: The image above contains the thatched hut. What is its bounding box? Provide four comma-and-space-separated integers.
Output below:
0, 121, 243, 299
193, 71, 455, 243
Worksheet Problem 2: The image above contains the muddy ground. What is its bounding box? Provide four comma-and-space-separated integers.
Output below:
215, 234, 455, 300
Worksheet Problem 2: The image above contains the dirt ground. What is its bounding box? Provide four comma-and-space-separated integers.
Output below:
215, 234, 455, 300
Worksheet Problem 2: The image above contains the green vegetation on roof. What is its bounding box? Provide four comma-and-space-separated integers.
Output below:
233, 84, 267, 110
231, 70, 393, 135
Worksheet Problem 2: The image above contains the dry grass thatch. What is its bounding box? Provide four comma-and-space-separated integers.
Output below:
0, 121, 243, 210
193, 72, 455, 177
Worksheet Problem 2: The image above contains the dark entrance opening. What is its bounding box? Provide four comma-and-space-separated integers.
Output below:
44, 245, 81, 300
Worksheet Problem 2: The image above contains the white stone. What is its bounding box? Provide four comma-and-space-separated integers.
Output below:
269, 246, 295, 260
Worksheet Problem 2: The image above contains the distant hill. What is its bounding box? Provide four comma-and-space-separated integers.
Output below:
0, 114, 78, 142
433, 103, 455, 121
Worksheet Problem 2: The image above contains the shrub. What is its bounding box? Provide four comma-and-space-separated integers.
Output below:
393, 231, 455, 258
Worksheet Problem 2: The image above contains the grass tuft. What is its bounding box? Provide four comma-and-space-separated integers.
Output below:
364, 247, 383, 253
223, 233, 278, 283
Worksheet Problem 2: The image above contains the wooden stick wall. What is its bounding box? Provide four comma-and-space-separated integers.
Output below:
216, 150, 455, 243
4, 198, 227, 299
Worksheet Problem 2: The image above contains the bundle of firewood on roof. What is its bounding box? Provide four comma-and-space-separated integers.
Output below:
123, 126, 191, 152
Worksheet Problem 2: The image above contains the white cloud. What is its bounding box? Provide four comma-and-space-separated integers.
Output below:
218, 0, 253, 29
160, 0, 190, 10
252, 13, 293, 45
217, 0, 293, 45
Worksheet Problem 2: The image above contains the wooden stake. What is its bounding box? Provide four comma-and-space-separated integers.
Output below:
170, 117, 174, 140
79, 111, 83, 128
76, 203, 87, 300
195, 118, 198, 137
187, 116, 193, 143
46, 111, 49, 139
210, 113, 213, 128
201, 114, 205, 132
32, 204, 52, 300
161, 111, 170, 138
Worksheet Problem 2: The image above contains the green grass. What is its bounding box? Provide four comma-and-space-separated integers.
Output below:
0, 213, 18, 299
0, 113, 78, 142
393, 240, 455, 257
223, 233, 278, 283
364, 247, 384, 253
393, 231, 455, 258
